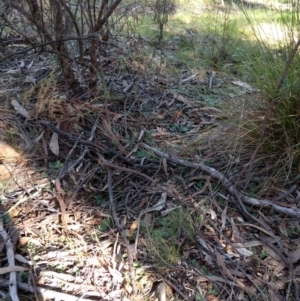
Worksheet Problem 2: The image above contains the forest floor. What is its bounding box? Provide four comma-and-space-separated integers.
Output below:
0, 2, 299, 301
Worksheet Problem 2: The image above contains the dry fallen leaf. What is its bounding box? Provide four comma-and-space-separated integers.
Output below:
161, 203, 180, 216
220, 205, 227, 232
49, 128, 60, 155
147, 192, 167, 212
49, 132, 59, 155
27, 60, 34, 69
19, 59, 25, 68
151, 127, 171, 137
268, 288, 284, 301
290, 247, 300, 263
279, 219, 290, 237
232, 80, 258, 91
123, 280, 133, 294
129, 220, 139, 233
144, 212, 152, 225
209, 208, 217, 220
180, 72, 198, 83
215, 251, 255, 294
173, 93, 195, 106
235, 247, 253, 257
108, 266, 124, 283
151, 282, 167, 301
15, 254, 31, 265
11, 99, 30, 118
199, 106, 222, 112
24, 75, 36, 83
163, 158, 168, 176
19, 237, 42, 247
156, 114, 165, 120
262, 245, 282, 262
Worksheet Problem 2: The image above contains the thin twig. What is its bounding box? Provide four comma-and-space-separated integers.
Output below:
40, 120, 103, 150
161, 277, 188, 300
97, 154, 155, 183
208, 71, 216, 90
55, 179, 68, 230
272, 185, 297, 202
59, 116, 99, 179
107, 168, 137, 295
59, 132, 84, 179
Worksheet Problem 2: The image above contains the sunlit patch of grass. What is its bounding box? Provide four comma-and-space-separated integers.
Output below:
134, 17, 161, 39
185, 0, 300, 185
250, 22, 291, 45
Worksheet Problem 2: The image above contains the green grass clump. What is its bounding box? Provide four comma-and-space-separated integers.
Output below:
143, 206, 204, 268
237, 2, 300, 181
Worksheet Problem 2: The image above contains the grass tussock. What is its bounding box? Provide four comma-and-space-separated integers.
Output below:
143, 206, 205, 268
239, 3, 300, 183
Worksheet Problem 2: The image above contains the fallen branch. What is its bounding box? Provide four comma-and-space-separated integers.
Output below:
0, 280, 96, 301
55, 179, 68, 230
97, 154, 155, 184
0, 215, 19, 301
138, 143, 300, 218
107, 168, 137, 296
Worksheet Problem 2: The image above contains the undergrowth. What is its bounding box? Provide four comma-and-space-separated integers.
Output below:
236, 0, 300, 183
143, 206, 205, 268
175, 0, 300, 185
1, 0, 300, 300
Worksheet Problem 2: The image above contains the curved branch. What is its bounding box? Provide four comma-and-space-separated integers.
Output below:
139, 143, 300, 218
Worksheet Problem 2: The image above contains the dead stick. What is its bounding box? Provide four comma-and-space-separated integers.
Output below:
138, 143, 300, 218
59, 132, 84, 179
0, 280, 95, 301
107, 168, 137, 295
97, 154, 155, 183
55, 179, 68, 230
59, 116, 99, 179
0, 215, 19, 301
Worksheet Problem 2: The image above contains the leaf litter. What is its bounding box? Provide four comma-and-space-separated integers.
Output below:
0, 16, 299, 301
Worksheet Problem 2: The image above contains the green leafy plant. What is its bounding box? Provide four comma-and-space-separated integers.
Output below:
49, 161, 64, 171
200, 265, 210, 275
94, 195, 108, 207
99, 217, 111, 233
20, 271, 29, 282
196, 180, 204, 189
143, 207, 204, 268
169, 123, 189, 133
260, 248, 268, 260
135, 150, 157, 159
